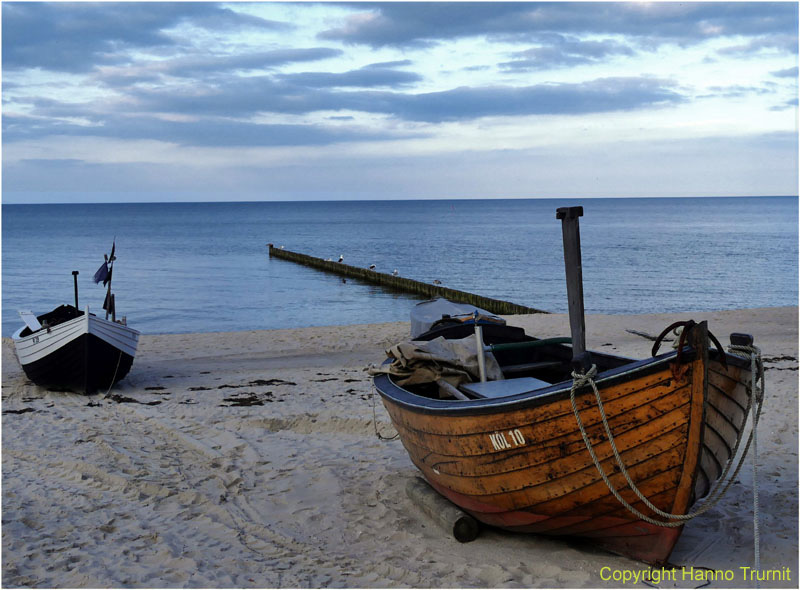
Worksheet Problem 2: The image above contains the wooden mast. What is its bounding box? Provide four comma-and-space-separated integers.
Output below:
104, 261, 112, 320
104, 242, 115, 321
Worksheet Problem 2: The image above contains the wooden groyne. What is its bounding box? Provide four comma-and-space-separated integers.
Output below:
267, 244, 547, 316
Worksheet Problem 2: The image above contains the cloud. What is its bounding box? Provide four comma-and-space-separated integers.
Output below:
157, 48, 345, 78
152, 74, 687, 123
320, 2, 798, 49
771, 66, 799, 79
318, 3, 523, 48
500, 34, 635, 71
1, 2, 287, 73
5, 71, 686, 151
314, 76, 686, 123
125, 76, 336, 118
2, 112, 415, 148
770, 98, 798, 112
699, 84, 774, 99
86, 48, 344, 90
716, 34, 798, 57
10, 71, 685, 141
277, 62, 422, 88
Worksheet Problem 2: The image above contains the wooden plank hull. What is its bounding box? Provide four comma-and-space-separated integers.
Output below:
13, 310, 139, 394
375, 336, 752, 564
695, 360, 752, 500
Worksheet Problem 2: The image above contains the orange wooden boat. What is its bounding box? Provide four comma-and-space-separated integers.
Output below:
372, 207, 758, 564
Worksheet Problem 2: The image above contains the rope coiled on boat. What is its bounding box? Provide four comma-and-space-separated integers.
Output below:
569, 343, 764, 529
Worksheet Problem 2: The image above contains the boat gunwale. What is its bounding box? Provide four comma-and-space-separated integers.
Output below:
374, 347, 749, 417
13, 307, 140, 344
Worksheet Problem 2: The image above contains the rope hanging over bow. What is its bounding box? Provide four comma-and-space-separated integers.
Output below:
570, 329, 764, 528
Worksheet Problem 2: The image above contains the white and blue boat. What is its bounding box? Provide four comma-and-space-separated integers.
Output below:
12, 244, 139, 394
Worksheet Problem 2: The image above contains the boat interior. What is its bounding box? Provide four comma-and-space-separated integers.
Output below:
17, 305, 84, 338
409, 322, 635, 401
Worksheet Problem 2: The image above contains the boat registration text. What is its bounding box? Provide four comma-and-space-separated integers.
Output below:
489, 429, 526, 451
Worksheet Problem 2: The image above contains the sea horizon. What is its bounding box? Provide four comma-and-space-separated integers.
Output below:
3, 194, 797, 206
3, 196, 797, 337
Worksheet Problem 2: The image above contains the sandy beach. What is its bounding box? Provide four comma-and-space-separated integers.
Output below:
2, 307, 797, 588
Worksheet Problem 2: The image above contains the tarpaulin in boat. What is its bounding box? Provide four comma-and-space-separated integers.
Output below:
368, 335, 503, 388
410, 298, 506, 339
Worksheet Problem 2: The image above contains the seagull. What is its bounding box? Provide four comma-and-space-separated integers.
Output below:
369, 264, 376, 270
392, 269, 399, 276
338, 255, 344, 263
433, 279, 442, 285
279, 245, 285, 249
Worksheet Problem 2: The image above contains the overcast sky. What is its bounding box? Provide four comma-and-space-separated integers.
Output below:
2, 1, 798, 203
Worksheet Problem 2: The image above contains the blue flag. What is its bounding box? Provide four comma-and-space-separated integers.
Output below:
93, 240, 115, 285
93, 261, 108, 284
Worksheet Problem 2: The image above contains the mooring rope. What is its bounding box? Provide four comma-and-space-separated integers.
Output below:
728, 344, 765, 578
372, 387, 399, 441
101, 350, 124, 399
570, 346, 764, 528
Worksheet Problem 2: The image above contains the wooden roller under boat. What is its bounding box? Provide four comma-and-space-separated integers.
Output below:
372, 207, 757, 564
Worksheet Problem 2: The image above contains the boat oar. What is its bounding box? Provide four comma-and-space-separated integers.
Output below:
556, 206, 591, 371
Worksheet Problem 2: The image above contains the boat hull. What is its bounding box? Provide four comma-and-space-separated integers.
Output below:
13, 311, 139, 394
374, 328, 752, 564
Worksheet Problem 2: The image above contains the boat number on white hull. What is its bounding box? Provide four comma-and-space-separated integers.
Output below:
489, 429, 525, 451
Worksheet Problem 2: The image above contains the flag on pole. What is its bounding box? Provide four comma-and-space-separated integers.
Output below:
93, 240, 116, 285
103, 290, 115, 314
93, 261, 108, 284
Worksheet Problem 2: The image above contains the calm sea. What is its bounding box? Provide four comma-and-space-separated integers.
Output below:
2, 197, 797, 337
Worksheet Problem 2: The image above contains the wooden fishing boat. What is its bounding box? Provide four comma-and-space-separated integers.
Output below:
372, 207, 757, 564
12, 243, 140, 394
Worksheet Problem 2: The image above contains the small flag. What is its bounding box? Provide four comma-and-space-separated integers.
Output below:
103, 291, 115, 315
93, 240, 116, 285
93, 261, 108, 284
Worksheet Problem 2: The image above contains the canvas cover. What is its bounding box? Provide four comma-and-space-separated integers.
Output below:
368, 335, 504, 389
410, 298, 505, 339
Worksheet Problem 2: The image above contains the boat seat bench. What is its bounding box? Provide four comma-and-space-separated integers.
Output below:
461, 377, 551, 399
